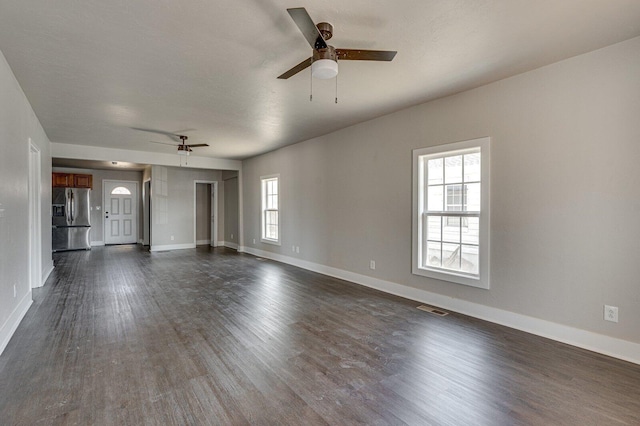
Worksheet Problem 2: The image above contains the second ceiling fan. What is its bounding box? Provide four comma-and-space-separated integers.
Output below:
278, 7, 397, 80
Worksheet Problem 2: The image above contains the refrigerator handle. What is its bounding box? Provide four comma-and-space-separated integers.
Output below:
71, 190, 75, 223
66, 189, 71, 224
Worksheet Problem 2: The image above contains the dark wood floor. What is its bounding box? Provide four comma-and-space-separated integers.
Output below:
1, 246, 639, 425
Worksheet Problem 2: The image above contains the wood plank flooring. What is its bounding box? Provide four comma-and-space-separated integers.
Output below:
1, 245, 639, 425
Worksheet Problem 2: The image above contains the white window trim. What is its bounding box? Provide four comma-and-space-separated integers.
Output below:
260, 174, 281, 246
412, 137, 490, 289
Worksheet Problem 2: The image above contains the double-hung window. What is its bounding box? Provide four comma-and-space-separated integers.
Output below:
261, 174, 280, 245
412, 137, 490, 289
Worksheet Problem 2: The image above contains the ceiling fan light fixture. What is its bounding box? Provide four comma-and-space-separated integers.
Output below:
312, 59, 338, 79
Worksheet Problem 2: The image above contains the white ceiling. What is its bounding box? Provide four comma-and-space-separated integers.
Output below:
2, 1, 640, 160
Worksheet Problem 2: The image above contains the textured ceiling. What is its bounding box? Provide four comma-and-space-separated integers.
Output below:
1, 0, 640, 160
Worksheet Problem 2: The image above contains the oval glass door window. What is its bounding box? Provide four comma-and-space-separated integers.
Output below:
111, 186, 131, 195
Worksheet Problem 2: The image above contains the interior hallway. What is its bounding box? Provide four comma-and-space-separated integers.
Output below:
1, 246, 639, 424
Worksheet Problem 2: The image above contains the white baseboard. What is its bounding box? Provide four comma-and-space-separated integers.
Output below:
0, 291, 33, 356
217, 240, 225, 247
150, 243, 196, 252
91, 241, 105, 247
223, 241, 238, 250
196, 239, 211, 245
42, 261, 54, 286
243, 247, 640, 365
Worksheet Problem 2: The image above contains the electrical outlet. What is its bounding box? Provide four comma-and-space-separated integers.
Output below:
296, 246, 300, 253
170, 235, 174, 241
13, 284, 17, 298
253, 239, 256, 244
370, 260, 376, 270
604, 305, 618, 323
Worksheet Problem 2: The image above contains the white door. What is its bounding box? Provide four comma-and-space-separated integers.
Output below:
104, 180, 138, 245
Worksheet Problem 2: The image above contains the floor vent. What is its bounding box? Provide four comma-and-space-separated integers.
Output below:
256, 257, 266, 261
417, 305, 449, 316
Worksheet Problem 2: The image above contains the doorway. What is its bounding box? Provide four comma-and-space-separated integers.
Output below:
194, 181, 218, 247
103, 180, 139, 245
28, 142, 42, 288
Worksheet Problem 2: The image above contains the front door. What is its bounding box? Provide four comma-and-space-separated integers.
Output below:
104, 180, 138, 245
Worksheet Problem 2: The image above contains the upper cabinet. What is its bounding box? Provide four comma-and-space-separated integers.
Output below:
52, 172, 93, 189
52, 173, 72, 187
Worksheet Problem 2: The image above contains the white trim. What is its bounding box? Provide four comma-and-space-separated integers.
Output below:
217, 240, 225, 246
91, 241, 105, 247
150, 243, 196, 252
412, 137, 491, 289
193, 180, 218, 248
42, 262, 54, 285
224, 241, 239, 250
242, 246, 640, 365
0, 291, 33, 356
196, 239, 211, 245
28, 141, 43, 289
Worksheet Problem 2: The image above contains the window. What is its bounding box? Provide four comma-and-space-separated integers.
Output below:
261, 175, 280, 245
412, 137, 490, 289
111, 186, 131, 195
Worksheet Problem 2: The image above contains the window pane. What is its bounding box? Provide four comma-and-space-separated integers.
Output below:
461, 217, 479, 245
111, 186, 131, 195
442, 243, 461, 270
445, 155, 462, 184
466, 183, 481, 212
427, 158, 443, 185
445, 184, 463, 211
442, 217, 461, 243
427, 215, 441, 241
427, 185, 443, 211
464, 152, 481, 182
426, 241, 441, 268
461, 245, 479, 274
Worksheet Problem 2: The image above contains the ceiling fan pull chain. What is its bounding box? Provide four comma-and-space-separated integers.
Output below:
335, 73, 338, 104
310, 67, 313, 102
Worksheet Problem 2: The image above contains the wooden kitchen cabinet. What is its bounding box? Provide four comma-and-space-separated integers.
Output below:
52, 172, 72, 187
73, 174, 92, 188
52, 173, 93, 189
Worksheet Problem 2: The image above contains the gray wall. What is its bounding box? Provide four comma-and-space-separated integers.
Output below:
51, 167, 143, 244
223, 174, 239, 245
151, 166, 222, 247
0, 50, 52, 351
242, 36, 640, 344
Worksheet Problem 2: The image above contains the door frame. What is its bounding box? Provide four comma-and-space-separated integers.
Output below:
102, 179, 140, 245
28, 141, 42, 288
142, 179, 151, 246
193, 180, 218, 247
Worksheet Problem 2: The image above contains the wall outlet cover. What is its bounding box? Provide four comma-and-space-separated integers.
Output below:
604, 305, 619, 323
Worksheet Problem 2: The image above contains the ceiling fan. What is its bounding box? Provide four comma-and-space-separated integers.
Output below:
278, 7, 397, 80
132, 127, 209, 156
151, 135, 209, 156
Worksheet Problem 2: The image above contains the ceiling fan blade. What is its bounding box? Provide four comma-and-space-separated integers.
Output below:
149, 140, 179, 146
187, 144, 209, 148
336, 49, 397, 61
278, 57, 312, 79
287, 8, 327, 50
132, 127, 181, 141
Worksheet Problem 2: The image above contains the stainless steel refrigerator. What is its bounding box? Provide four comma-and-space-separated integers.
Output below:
52, 188, 91, 252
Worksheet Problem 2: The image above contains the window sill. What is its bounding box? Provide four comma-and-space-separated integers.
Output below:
412, 266, 489, 289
